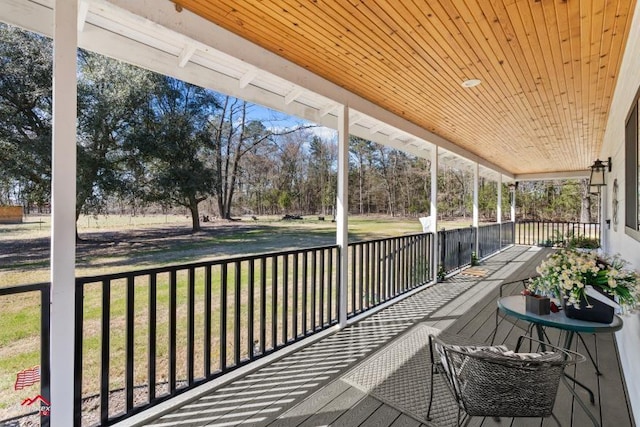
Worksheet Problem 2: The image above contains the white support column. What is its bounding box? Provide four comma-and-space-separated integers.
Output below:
473, 163, 479, 228
430, 147, 439, 281
511, 184, 516, 223
473, 163, 479, 254
337, 104, 349, 327
497, 175, 502, 224
497, 174, 502, 249
51, 1, 78, 425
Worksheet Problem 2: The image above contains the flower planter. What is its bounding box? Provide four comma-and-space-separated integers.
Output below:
564, 288, 615, 324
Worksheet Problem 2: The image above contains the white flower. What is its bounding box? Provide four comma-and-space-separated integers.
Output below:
528, 249, 640, 310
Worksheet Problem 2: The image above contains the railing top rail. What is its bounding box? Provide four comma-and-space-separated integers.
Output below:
348, 231, 431, 246
76, 244, 340, 284
478, 222, 503, 228
438, 227, 475, 234
0, 282, 50, 296
516, 220, 599, 225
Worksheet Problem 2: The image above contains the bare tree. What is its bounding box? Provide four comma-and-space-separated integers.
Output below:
208, 96, 313, 219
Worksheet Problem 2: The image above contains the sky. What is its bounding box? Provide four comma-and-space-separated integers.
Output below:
243, 100, 337, 142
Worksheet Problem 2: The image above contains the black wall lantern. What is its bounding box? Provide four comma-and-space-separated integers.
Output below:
589, 157, 611, 187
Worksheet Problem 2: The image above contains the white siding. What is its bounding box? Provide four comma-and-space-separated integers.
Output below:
600, 1, 640, 421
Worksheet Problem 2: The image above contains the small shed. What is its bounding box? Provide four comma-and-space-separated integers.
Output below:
0, 206, 23, 224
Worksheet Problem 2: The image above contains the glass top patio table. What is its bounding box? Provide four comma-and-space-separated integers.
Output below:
497, 295, 624, 334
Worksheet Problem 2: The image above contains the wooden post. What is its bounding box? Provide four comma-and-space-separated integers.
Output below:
50, 0, 78, 425
473, 162, 479, 254
431, 147, 439, 281
337, 105, 349, 327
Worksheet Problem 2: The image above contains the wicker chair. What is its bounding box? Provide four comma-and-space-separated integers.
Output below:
427, 333, 585, 426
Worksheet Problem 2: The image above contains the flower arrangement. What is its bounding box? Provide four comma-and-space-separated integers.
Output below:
527, 249, 640, 311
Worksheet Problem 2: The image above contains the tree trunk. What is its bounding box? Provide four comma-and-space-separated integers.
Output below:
580, 196, 592, 223
189, 198, 201, 232
580, 179, 593, 223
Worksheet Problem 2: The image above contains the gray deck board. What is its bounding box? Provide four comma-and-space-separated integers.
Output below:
295, 386, 367, 427
141, 246, 634, 427
360, 404, 402, 426
330, 395, 382, 427
389, 413, 423, 427
268, 381, 364, 427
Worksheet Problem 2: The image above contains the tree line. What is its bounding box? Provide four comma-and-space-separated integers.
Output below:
0, 24, 595, 232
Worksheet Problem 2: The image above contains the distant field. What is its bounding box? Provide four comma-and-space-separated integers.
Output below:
0, 214, 473, 287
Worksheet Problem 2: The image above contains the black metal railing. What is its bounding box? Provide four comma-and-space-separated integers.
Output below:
0, 283, 50, 427
477, 223, 501, 258
515, 221, 600, 246
73, 245, 340, 426
347, 233, 433, 317
438, 222, 517, 274
501, 221, 515, 248
438, 227, 476, 274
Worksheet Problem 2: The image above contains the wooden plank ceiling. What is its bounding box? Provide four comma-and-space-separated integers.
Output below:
171, 0, 636, 175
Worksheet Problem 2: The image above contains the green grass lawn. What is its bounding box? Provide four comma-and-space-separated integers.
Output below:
1, 214, 472, 418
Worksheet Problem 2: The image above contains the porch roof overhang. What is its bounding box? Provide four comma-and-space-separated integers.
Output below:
3, 0, 634, 182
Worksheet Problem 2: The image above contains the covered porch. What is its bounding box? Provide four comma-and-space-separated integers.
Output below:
120, 245, 633, 427
1, 0, 640, 426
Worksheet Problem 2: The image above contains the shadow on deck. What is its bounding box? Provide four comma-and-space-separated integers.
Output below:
127, 246, 635, 427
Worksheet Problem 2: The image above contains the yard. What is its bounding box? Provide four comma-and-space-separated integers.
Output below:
1, 214, 455, 286
0, 214, 470, 421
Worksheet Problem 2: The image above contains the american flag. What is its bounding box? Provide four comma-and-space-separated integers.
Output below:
14, 366, 40, 390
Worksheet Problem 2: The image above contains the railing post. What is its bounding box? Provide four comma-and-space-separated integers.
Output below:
439, 229, 446, 276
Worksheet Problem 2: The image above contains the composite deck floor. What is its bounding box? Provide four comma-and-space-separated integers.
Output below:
134, 246, 635, 427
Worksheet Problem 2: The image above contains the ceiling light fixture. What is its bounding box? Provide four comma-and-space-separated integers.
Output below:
461, 79, 481, 88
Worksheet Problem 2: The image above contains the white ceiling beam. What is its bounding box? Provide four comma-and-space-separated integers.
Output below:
79, 26, 338, 127
78, 0, 90, 32
349, 113, 362, 126
369, 123, 385, 135
320, 103, 337, 117
177, 44, 197, 68
239, 69, 258, 89
384, 137, 411, 151
515, 170, 590, 181
284, 87, 304, 105
390, 132, 406, 141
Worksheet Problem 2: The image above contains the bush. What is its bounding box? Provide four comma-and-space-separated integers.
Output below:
566, 236, 600, 249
